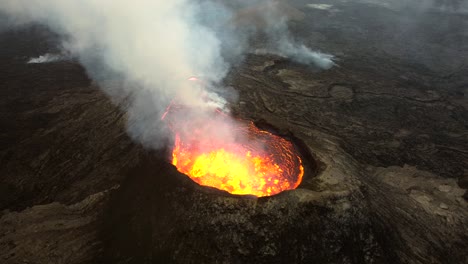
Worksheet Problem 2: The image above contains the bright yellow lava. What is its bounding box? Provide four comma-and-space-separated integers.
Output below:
171, 123, 304, 197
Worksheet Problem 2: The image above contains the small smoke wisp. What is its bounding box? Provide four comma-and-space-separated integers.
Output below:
229, 1, 335, 69
255, 42, 335, 70
276, 41, 335, 69
306, 4, 334, 10
27, 53, 65, 64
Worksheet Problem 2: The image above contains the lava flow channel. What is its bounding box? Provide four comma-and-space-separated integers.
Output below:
163, 105, 304, 197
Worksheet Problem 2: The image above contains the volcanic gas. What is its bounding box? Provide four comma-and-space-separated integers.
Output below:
162, 95, 304, 197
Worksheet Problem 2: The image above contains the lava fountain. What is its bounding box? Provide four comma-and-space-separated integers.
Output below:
162, 82, 304, 197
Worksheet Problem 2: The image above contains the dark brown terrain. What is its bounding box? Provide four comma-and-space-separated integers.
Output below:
0, 1, 467, 263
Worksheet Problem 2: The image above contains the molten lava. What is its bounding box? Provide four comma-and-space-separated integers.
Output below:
162, 90, 304, 197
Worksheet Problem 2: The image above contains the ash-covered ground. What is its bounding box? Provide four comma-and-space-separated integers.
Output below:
0, 1, 467, 263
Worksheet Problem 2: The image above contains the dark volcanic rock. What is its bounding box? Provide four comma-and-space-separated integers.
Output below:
101, 131, 467, 263
0, 42, 143, 211
103, 152, 384, 264
0, 189, 111, 263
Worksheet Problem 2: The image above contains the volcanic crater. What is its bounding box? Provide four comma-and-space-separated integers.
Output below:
176, 118, 318, 197
162, 100, 316, 197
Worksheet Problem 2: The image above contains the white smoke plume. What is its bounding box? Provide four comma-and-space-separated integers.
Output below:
0, 0, 334, 149
1, 0, 231, 148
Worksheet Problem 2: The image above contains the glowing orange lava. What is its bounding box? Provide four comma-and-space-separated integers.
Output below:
163, 101, 304, 197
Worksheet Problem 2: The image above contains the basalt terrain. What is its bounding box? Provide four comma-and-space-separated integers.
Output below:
0, 1, 467, 263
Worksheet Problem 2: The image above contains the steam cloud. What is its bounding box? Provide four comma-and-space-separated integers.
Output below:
0, 0, 334, 149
